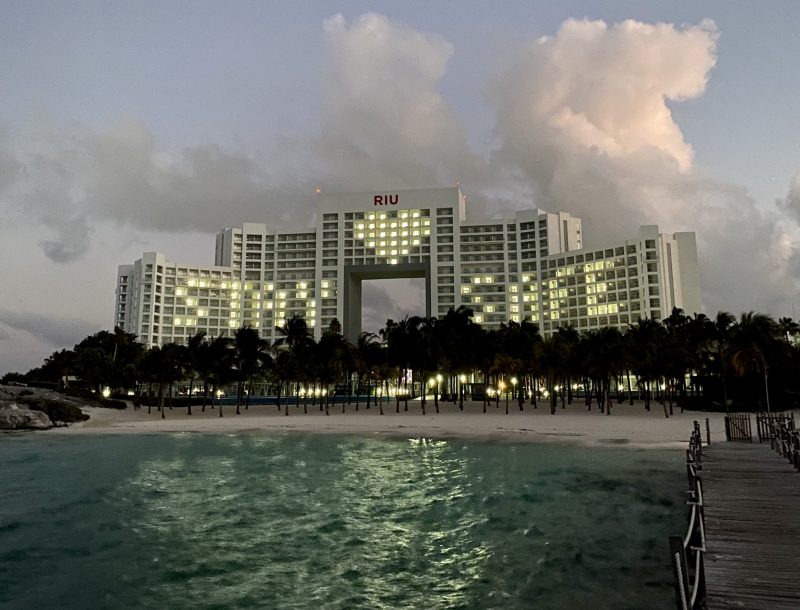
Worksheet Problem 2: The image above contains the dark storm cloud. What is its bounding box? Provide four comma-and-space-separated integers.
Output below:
0, 309, 96, 349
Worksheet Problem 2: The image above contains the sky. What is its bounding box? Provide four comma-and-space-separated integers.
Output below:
2, 1, 800, 374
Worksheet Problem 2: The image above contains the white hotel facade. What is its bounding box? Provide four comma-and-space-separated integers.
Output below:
115, 187, 701, 346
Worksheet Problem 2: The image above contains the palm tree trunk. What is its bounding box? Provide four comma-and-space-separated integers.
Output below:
187, 379, 193, 416
627, 371, 634, 406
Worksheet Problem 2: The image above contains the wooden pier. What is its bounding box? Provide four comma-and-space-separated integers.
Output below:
671, 415, 800, 609
702, 443, 800, 609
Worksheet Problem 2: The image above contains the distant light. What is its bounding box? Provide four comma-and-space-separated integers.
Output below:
314, 187, 321, 194
102, 387, 111, 398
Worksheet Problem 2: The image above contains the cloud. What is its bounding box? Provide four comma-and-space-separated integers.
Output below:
0, 309, 97, 349
0, 309, 100, 372
0, 117, 316, 262
312, 14, 482, 192
361, 279, 426, 334
1, 12, 798, 325
0, 14, 481, 261
488, 17, 800, 314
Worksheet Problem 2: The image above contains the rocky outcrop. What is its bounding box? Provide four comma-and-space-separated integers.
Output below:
0, 402, 54, 430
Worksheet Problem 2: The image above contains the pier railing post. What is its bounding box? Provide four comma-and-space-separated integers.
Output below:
670, 535, 690, 610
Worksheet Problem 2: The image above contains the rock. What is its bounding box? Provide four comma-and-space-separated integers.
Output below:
0, 402, 54, 430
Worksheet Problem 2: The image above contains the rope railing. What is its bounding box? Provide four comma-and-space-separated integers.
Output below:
670, 421, 707, 610
768, 416, 800, 471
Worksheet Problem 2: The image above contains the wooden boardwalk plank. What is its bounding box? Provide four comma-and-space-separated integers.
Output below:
701, 442, 800, 610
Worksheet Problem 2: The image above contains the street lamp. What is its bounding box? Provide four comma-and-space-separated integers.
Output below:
499, 380, 508, 412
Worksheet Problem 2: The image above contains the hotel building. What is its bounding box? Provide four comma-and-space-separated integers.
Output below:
115, 187, 701, 346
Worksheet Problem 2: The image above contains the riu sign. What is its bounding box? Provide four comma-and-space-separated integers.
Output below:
373, 194, 399, 206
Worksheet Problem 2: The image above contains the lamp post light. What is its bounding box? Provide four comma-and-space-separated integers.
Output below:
459, 374, 467, 410
499, 380, 508, 413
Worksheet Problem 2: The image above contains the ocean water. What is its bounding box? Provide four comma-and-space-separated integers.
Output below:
0, 434, 684, 609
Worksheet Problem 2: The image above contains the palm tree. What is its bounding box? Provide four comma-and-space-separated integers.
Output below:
712, 311, 736, 411
777, 317, 799, 344
140, 343, 184, 419
185, 331, 207, 415
582, 327, 624, 415
729, 312, 779, 412
274, 315, 313, 416
233, 326, 270, 415
355, 332, 382, 411
317, 320, 348, 415
625, 318, 666, 412
208, 336, 235, 417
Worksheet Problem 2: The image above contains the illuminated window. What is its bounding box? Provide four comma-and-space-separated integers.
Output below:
510, 285, 518, 293
174, 317, 183, 325
510, 305, 519, 313
176, 288, 186, 296
473, 277, 481, 284
484, 276, 493, 283
197, 309, 207, 317
474, 314, 483, 323
461, 286, 471, 294
321, 281, 329, 289
510, 295, 519, 303
187, 279, 196, 287
186, 298, 196, 306
608, 304, 618, 313
473, 296, 482, 304
321, 290, 329, 298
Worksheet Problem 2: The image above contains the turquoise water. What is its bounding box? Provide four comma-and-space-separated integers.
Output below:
0, 434, 684, 609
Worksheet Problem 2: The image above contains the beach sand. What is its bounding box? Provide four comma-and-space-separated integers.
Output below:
47, 397, 730, 448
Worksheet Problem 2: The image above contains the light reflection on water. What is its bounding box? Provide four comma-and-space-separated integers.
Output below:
0, 434, 683, 609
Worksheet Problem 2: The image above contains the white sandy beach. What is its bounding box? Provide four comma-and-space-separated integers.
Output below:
47, 398, 731, 448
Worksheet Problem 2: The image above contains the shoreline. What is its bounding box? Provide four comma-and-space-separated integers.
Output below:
43, 399, 731, 449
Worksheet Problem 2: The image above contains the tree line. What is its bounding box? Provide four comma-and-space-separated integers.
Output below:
4, 307, 799, 417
